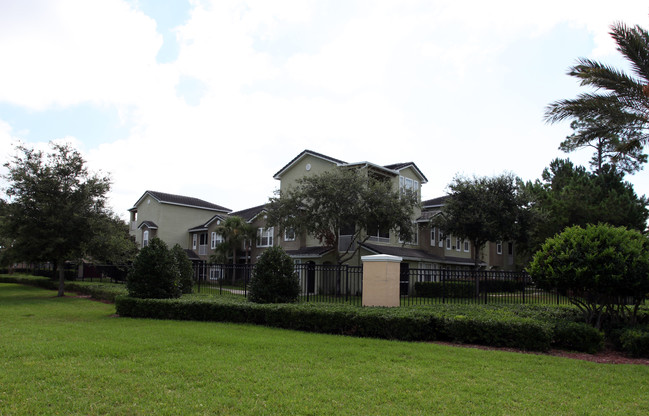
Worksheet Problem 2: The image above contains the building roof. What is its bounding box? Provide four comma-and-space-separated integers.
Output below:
188, 214, 228, 232
383, 162, 428, 183
184, 249, 201, 261
274, 149, 428, 183
361, 242, 481, 267
130, 190, 231, 213
285, 246, 334, 259
137, 220, 158, 230
273, 150, 346, 179
422, 195, 449, 209
230, 204, 268, 223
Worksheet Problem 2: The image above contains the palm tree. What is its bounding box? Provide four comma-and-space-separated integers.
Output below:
545, 22, 649, 163
211, 216, 255, 284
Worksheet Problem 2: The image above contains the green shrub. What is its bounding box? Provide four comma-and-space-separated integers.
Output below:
552, 321, 603, 353
126, 238, 181, 299
248, 246, 299, 303
619, 327, 649, 357
115, 296, 554, 351
528, 224, 649, 328
172, 244, 194, 294
415, 280, 525, 298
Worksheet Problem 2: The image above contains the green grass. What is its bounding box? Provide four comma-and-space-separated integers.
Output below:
1, 283, 648, 415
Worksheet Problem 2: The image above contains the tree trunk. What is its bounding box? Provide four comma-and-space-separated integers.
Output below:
57, 259, 65, 297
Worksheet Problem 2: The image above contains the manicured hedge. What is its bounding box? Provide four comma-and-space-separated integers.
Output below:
115, 296, 557, 351
619, 327, 649, 357
0, 275, 127, 302
414, 280, 525, 298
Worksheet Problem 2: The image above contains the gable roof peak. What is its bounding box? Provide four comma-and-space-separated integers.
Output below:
131, 190, 231, 213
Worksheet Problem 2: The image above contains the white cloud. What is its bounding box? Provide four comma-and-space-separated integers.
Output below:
3, 0, 649, 218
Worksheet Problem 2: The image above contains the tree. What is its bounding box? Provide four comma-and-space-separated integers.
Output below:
432, 173, 527, 269
172, 244, 194, 294
248, 245, 300, 303
266, 167, 419, 265
209, 216, 256, 284
126, 238, 181, 299
84, 212, 138, 266
2, 142, 111, 296
522, 159, 648, 253
560, 116, 647, 175
528, 224, 649, 328
545, 22, 649, 168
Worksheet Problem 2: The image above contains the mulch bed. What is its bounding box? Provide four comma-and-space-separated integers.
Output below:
434, 341, 649, 365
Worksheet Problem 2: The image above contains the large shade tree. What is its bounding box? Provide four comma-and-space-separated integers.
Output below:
266, 167, 419, 265
432, 173, 528, 269
545, 22, 649, 168
521, 158, 648, 254
1, 143, 111, 296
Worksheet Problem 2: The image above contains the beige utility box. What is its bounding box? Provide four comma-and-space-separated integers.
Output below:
361, 254, 402, 307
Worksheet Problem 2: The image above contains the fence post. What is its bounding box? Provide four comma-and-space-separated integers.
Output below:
361, 255, 402, 307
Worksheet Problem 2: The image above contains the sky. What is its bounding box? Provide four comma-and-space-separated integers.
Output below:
1, 0, 648, 220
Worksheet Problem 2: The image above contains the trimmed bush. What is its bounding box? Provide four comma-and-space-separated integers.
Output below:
415, 280, 525, 298
619, 327, 649, 358
248, 246, 299, 303
172, 244, 194, 294
115, 296, 555, 351
126, 238, 181, 299
552, 321, 603, 353
529, 224, 649, 328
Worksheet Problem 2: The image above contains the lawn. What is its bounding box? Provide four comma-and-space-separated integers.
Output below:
1, 283, 648, 415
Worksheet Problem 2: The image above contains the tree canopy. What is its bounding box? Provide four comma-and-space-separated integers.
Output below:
560, 116, 646, 175
266, 168, 419, 265
521, 158, 648, 254
545, 22, 649, 171
433, 173, 528, 268
1, 142, 112, 296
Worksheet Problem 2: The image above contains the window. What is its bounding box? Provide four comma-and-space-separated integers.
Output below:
430, 227, 436, 246
284, 227, 296, 241
192, 234, 197, 250
438, 230, 445, 248
209, 266, 222, 281
399, 176, 419, 196
211, 232, 223, 249
456, 237, 461, 251
142, 230, 149, 247
508, 242, 514, 256
367, 219, 390, 243
446, 236, 451, 250
257, 227, 274, 247
464, 240, 470, 252
497, 242, 503, 255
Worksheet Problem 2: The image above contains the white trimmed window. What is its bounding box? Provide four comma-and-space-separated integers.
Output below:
446, 236, 451, 250
142, 230, 149, 247
399, 176, 419, 195
438, 230, 445, 248
456, 238, 461, 251
430, 227, 436, 246
497, 242, 503, 255
192, 234, 197, 250
284, 227, 296, 241
464, 240, 470, 252
257, 227, 274, 247
211, 232, 223, 249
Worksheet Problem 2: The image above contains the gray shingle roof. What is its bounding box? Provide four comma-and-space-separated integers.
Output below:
137, 220, 158, 230
132, 190, 231, 213
273, 150, 346, 179
230, 204, 268, 222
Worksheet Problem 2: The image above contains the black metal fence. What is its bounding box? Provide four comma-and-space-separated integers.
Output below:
193, 263, 363, 305
402, 268, 569, 306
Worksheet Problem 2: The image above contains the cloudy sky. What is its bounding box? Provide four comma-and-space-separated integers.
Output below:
1, 0, 647, 219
